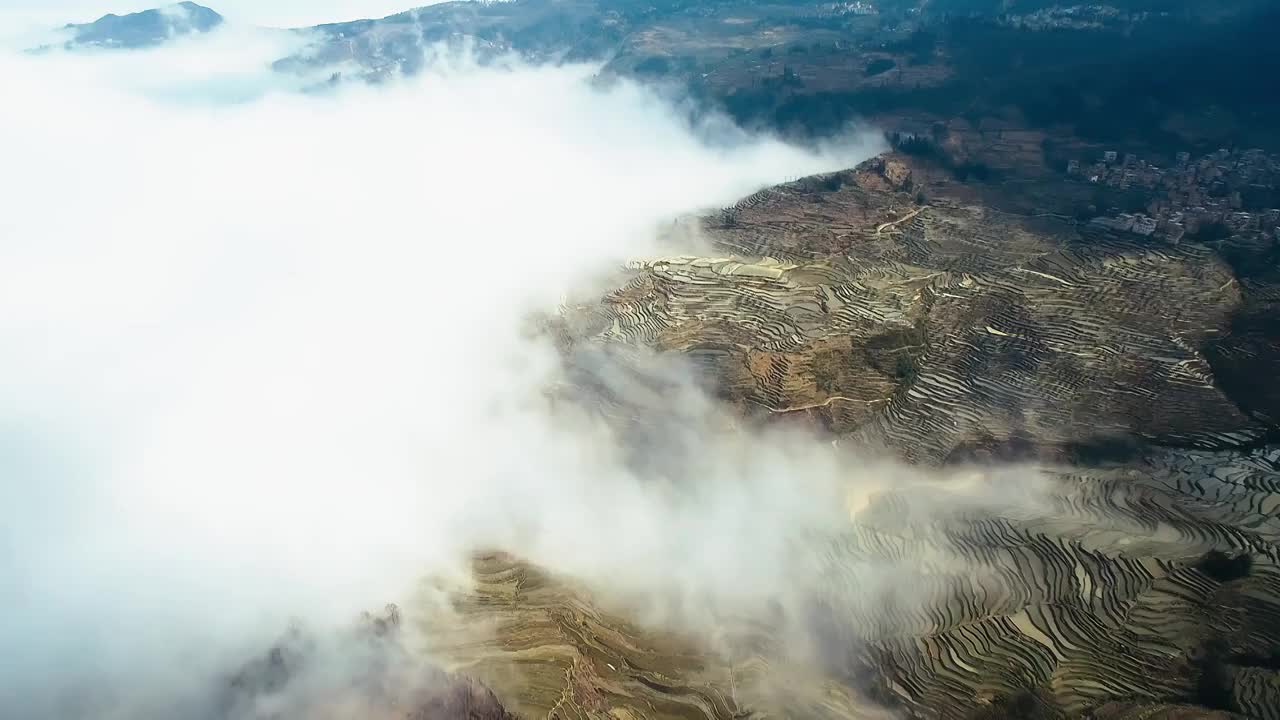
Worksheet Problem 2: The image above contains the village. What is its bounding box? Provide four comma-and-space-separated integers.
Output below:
1067, 147, 1280, 242
998, 4, 1159, 31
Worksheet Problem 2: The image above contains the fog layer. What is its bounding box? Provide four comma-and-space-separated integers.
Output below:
0, 35, 885, 718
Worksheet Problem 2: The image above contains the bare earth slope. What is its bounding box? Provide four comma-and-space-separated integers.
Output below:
404, 155, 1280, 720
200, 159, 1280, 720
560, 155, 1272, 463
428, 451, 1280, 720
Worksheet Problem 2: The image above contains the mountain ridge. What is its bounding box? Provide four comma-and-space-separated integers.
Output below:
62, 1, 223, 49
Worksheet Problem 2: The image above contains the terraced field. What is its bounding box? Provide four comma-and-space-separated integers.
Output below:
424, 446, 1280, 720
561, 157, 1270, 463
410, 155, 1280, 720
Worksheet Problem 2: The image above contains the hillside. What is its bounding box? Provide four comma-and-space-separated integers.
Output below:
51, 0, 1280, 164
62, 2, 223, 49
190, 153, 1280, 720
405, 154, 1280, 720
255, 0, 1280, 161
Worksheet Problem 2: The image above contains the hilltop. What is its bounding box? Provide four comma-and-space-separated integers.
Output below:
62, 2, 223, 49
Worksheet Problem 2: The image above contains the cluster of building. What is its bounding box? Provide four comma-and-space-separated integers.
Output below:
827, 1, 878, 16
1068, 148, 1280, 242
997, 5, 1154, 31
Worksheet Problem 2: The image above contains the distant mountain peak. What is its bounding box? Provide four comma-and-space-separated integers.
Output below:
64, 2, 224, 49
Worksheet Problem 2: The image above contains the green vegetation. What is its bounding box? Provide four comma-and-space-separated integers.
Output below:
634, 56, 670, 75
710, 6, 1280, 151
887, 132, 996, 183
1190, 221, 1233, 243
886, 29, 937, 65
864, 58, 896, 77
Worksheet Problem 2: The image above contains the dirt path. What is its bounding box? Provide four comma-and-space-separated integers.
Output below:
875, 206, 926, 235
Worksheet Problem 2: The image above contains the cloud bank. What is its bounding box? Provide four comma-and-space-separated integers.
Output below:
0, 33, 892, 718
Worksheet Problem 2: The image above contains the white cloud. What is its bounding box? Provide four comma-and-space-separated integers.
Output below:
0, 37, 886, 718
